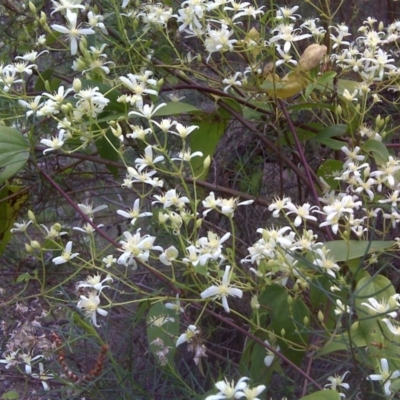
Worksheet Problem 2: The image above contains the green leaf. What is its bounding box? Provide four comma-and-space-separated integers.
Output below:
299, 389, 341, 400
317, 71, 337, 86
0, 127, 29, 184
259, 285, 309, 365
355, 275, 396, 317
324, 240, 395, 262
146, 302, 179, 366
314, 124, 347, 139
311, 124, 347, 150
189, 109, 228, 179
73, 311, 100, 338
287, 103, 335, 112
0, 184, 29, 257
154, 102, 200, 116
16, 272, 32, 283
362, 140, 389, 165
317, 159, 343, 189
316, 321, 367, 357
34, 69, 60, 92
95, 129, 120, 177
1, 391, 20, 400
81, 80, 126, 113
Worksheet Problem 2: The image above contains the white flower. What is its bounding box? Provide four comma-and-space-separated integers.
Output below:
218, 197, 254, 217
314, 247, 340, 278
117, 198, 152, 225
73, 222, 104, 235
51, 10, 95, 55
165, 294, 184, 313
264, 339, 280, 367
325, 371, 350, 397
129, 102, 166, 119
18, 96, 43, 118
204, 24, 237, 62
222, 71, 243, 92
15, 50, 49, 62
276, 5, 300, 21
51, 0, 85, 15
205, 377, 249, 400
31, 362, 54, 391
200, 265, 243, 313
382, 318, 400, 335
235, 384, 266, 400
10, 220, 32, 233
270, 23, 311, 53
52, 241, 79, 264
268, 196, 290, 217
176, 325, 199, 347
77, 291, 108, 327
20, 353, 43, 375
361, 297, 397, 318
202, 192, 219, 216
102, 255, 116, 268
172, 123, 199, 139
0, 351, 19, 369
40, 130, 65, 154
153, 189, 190, 209
76, 273, 113, 293
78, 202, 108, 219
342, 88, 358, 101
134, 145, 165, 172
285, 202, 318, 227
159, 245, 179, 266
368, 358, 400, 396
334, 299, 350, 316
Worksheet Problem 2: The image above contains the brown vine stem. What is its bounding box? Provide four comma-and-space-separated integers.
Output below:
153, 60, 313, 189
192, 303, 323, 391
39, 168, 179, 294
278, 100, 334, 242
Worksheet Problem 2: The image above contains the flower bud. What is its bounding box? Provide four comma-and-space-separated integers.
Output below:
30, 240, 41, 250
195, 218, 202, 228
251, 295, 260, 310
28, 210, 36, 222
203, 156, 211, 169
378, 21, 384, 31
287, 295, 293, 305
318, 310, 324, 323
335, 104, 342, 116
281, 328, 285, 337
299, 44, 327, 72
52, 223, 62, 232
39, 11, 47, 24
25, 243, 33, 253
303, 316, 309, 326
73, 78, 82, 92
376, 114, 384, 128
158, 212, 169, 224
61, 103, 73, 114
29, 1, 37, 14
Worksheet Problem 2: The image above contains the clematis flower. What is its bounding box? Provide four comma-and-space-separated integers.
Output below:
77, 291, 108, 327
40, 130, 65, 154
117, 198, 153, 225
368, 358, 400, 396
52, 241, 79, 264
31, 362, 54, 391
76, 273, 113, 293
361, 297, 398, 318
200, 265, 243, 313
325, 371, 350, 397
51, 10, 95, 55
176, 325, 199, 347
205, 377, 249, 400
134, 145, 165, 172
